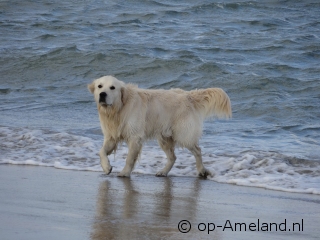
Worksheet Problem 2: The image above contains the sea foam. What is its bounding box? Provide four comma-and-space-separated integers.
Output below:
1, 126, 319, 194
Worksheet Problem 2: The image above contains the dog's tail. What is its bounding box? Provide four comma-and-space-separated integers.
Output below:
189, 88, 232, 119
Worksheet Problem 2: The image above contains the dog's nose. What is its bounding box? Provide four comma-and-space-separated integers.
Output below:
100, 92, 107, 97
99, 92, 107, 103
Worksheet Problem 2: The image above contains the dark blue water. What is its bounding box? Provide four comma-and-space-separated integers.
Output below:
0, 0, 319, 193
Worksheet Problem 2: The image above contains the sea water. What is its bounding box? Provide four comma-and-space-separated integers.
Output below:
0, 0, 319, 194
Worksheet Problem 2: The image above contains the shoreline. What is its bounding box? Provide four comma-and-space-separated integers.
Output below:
0, 165, 319, 239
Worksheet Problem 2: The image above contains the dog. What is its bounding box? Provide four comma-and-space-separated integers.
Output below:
88, 76, 231, 178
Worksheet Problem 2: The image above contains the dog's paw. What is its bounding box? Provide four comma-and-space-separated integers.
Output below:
102, 166, 113, 175
117, 171, 131, 178
106, 166, 113, 175
198, 168, 212, 179
156, 171, 168, 177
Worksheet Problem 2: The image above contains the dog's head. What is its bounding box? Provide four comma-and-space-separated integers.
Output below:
88, 76, 126, 110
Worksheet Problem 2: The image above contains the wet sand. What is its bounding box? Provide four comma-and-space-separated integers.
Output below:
0, 165, 319, 240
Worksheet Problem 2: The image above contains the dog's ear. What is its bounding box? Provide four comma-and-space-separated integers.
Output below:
88, 82, 95, 94
121, 86, 129, 105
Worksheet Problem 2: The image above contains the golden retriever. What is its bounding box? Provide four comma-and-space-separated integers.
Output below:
88, 76, 231, 178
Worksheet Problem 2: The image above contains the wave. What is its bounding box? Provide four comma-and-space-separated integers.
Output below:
186, 2, 256, 12
0, 88, 11, 94
1, 126, 319, 195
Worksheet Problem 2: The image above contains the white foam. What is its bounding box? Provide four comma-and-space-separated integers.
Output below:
1, 126, 319, 195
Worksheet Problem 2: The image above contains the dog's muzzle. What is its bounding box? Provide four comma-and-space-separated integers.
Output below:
99, 92, 107, 104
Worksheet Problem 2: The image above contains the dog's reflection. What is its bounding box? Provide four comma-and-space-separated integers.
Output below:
91, 177, 200, 240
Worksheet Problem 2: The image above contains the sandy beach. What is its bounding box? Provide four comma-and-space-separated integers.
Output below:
0, 165, 319, 240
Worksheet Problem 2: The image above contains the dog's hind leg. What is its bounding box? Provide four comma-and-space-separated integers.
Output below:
100, 139, 116, 175
187, 144, 212, 179
156, 137, 177, 177
118, 139, 142, 177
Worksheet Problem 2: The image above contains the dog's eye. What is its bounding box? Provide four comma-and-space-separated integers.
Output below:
110, 86, 115, 90
98, 85, 102, 89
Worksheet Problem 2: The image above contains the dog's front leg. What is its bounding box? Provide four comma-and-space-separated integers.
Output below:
100, 139, 116, 175
118, 139, 142, 177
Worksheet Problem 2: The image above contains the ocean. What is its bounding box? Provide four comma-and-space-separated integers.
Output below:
0, 0, 319, 194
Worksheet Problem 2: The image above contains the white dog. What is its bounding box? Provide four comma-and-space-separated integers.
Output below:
88, 76, 231, 178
